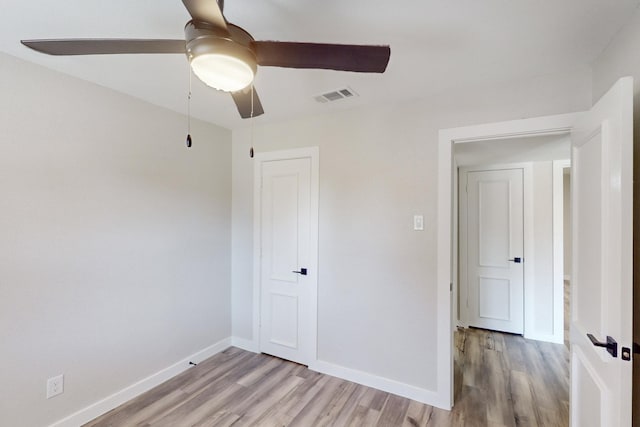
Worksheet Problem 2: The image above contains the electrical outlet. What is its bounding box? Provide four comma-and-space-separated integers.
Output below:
46, 374, 64, 399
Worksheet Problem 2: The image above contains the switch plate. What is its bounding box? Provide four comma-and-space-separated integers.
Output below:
414, 215, 424, 231
47, 374, 64, 399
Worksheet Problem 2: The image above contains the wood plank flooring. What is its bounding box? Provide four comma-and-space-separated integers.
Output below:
84, 328, 569, 426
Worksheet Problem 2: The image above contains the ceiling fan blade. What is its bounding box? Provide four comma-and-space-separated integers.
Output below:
21, 39, 186, 56
231, 87, 265, 119
182, 0, 228, 30
253, 41, 390, 73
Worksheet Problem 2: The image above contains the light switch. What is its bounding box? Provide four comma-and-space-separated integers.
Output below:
414, 215, 424, 231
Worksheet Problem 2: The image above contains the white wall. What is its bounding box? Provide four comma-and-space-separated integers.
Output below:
231, 69, 591, 395
592, 6, 640, 107
0, 53, 232, 427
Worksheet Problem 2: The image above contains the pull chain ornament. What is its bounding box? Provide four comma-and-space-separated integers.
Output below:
249, 84, 254, 158
186, 68, 193, 148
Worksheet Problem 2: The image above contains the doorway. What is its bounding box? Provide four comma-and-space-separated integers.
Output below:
454, 135, 570, 343
437, 112, 581, 408
440, 77, 634, 422
453, 136, 572, 422
437, 77, 634, 426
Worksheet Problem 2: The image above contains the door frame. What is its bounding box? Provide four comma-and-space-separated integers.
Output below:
252, 147, 320, 364
458, 163, 533, 335
552, 159, 571, 343
438, 112, 582, 408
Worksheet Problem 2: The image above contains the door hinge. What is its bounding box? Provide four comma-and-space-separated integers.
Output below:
450, 283, 453, 292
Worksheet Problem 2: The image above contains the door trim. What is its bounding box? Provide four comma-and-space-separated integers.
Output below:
252, 147, 320, 365
458, 163, 533, 336
438, 112, 583, 408
552, 159, 571, 344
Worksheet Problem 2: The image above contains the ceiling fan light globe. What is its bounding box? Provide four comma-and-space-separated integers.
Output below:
191, 53, 254, 92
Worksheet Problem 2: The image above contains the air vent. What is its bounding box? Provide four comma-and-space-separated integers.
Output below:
314, 87, 358, 103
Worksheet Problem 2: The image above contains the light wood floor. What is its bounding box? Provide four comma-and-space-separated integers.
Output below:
85, 328, 569, 426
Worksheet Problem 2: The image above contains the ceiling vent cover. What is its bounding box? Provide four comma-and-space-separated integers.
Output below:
314, 87, 358, 103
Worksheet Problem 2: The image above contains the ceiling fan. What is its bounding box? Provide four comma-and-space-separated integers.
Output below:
21, 0, 391, 119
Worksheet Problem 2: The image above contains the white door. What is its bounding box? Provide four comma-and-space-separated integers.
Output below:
570, 77, 633, 427
461, 167, 524, 334
257, 150, 318, 365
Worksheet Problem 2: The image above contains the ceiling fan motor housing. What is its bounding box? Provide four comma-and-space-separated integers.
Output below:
184, 20, 257, 92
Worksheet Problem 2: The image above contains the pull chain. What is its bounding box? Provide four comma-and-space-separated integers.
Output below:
186, 69, 193, 148
249, 84, 255, 158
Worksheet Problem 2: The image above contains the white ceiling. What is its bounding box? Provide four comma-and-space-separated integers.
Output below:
1, 0, 638, 130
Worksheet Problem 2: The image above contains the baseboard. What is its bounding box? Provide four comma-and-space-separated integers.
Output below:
229, 340, 448, 409
231, 336, 259, 353
49, 337, 232, 427
309, 360, 448, 411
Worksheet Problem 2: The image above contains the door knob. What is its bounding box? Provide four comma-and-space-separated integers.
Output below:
587, 333, 618, 358
508, 257, 522, 263
292, 268, 307, 276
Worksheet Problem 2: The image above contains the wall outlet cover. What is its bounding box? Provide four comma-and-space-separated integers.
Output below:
46, 374, 64, 399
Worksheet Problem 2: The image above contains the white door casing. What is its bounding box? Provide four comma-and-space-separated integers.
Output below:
460, 167, 525, 334
570, 77, 633, 427
552, 159, 571, 345
253, 147, 319, 366
440, 112, 583, 409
